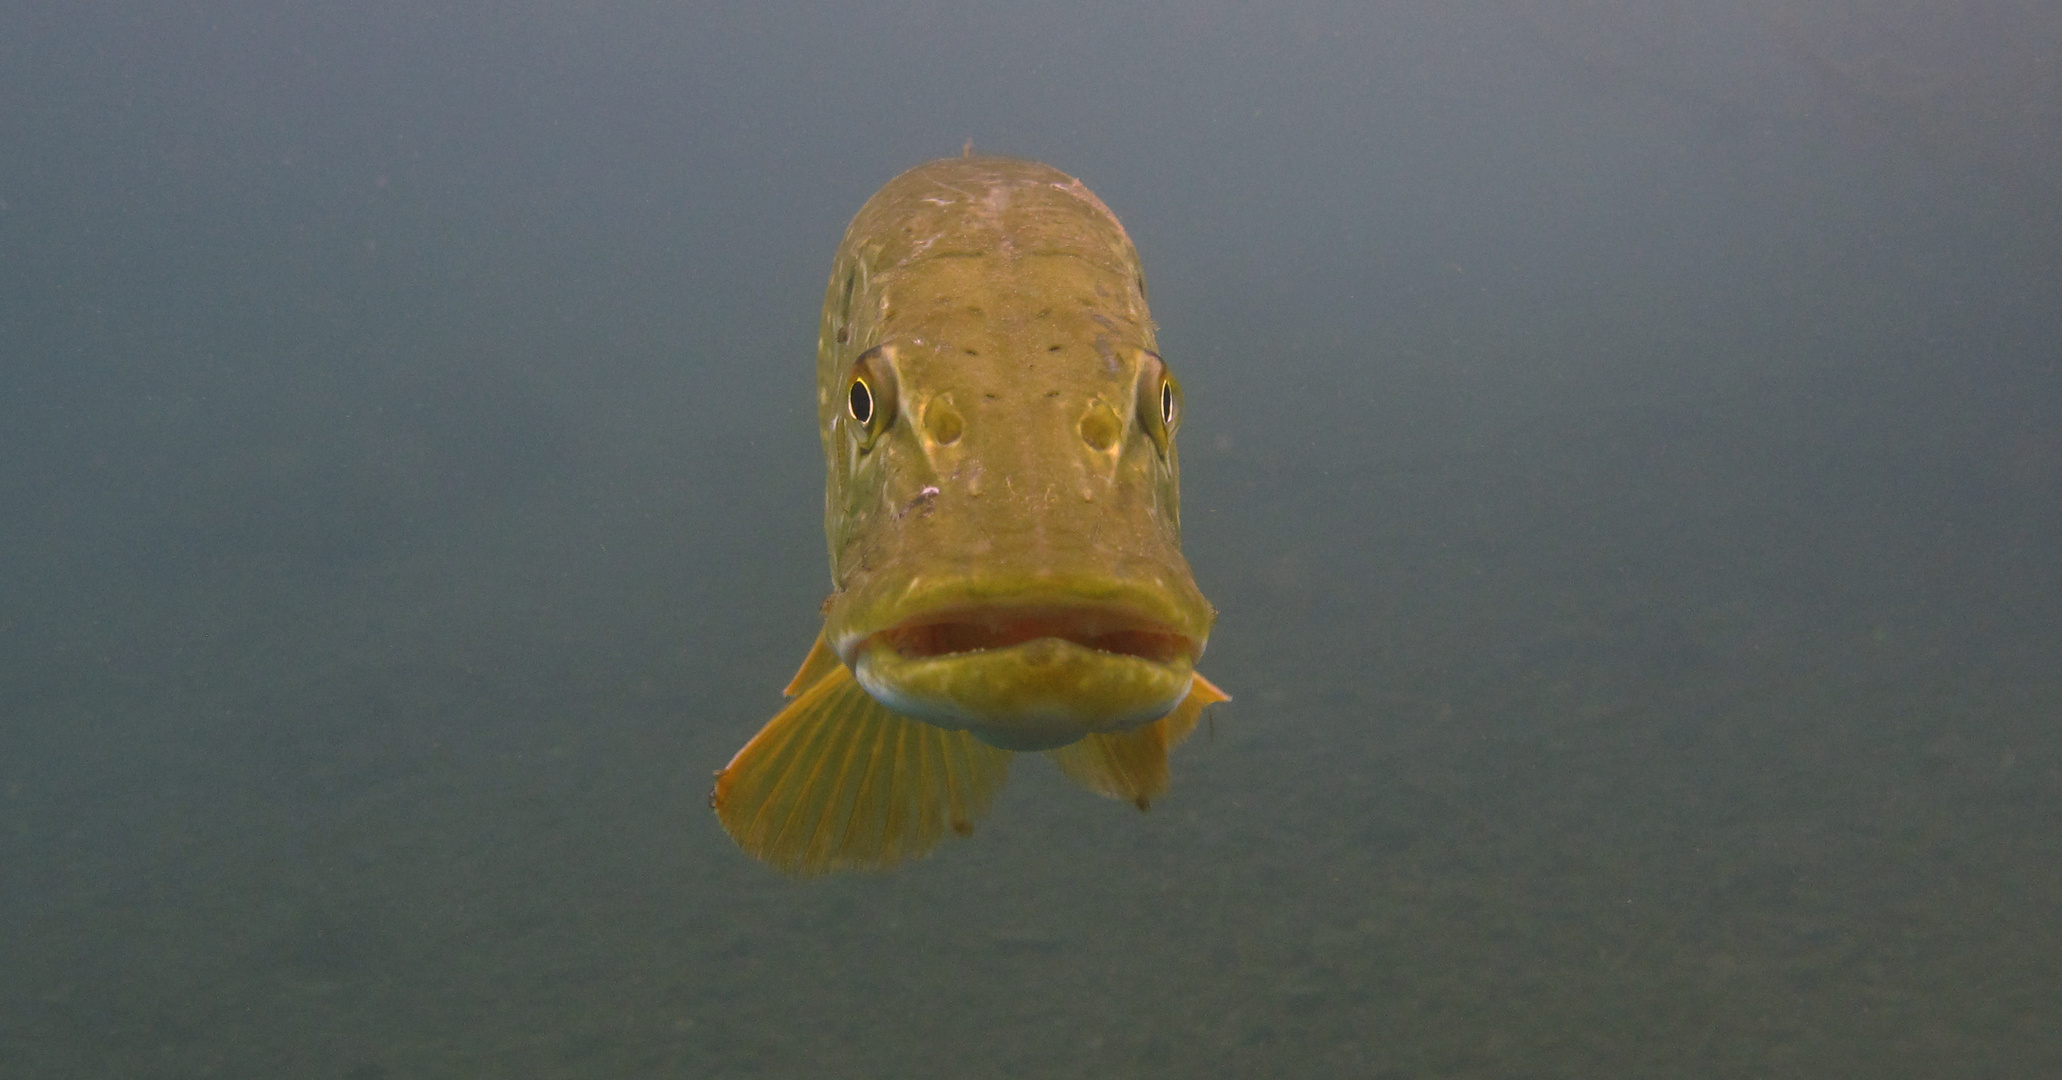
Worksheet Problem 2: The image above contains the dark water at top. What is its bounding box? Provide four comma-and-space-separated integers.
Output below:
3, 2, 2058, 1077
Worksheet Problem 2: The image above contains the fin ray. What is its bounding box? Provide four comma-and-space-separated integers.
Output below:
714, 663, 1012, 875
736, 673, 841, 847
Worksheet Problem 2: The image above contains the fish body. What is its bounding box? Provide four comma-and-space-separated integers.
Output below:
712, 156, 1225, 874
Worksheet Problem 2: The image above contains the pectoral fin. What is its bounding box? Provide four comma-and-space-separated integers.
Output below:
1045, 673, 1230, 810
1159, 672, 1230, 745
781, 628, 844, 696
713, 658, 1013, 875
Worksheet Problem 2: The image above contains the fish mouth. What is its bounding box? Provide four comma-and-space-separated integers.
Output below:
846, 602, 1204, 751
870, 605, 1198, 666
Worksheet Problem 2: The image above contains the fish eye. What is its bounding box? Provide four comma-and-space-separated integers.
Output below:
848, 378, 873, 424
845, 347, 898, 450
1137, 352, 1181, 456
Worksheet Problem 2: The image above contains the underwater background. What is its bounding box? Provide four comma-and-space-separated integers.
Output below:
3, 1, 2057, 1076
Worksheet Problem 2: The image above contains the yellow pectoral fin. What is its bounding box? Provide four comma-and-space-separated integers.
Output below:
781, 628, 844, 697
713, 660, 1013, 875
1046, 725, 1172, 810
1160, 672, 1230, 746
1045, 672, 1230, 810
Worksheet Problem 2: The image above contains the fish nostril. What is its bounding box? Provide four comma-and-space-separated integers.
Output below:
924, 400, 964, 445
1078, 401, 1121, 451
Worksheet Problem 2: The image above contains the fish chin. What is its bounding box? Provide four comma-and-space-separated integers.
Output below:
853, 638, 1195, 752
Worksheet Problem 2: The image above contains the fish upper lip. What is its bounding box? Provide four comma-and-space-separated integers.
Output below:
856, 602, 1200, 667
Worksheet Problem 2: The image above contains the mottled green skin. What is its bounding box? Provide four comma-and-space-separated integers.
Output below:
813, 157, 1211, 736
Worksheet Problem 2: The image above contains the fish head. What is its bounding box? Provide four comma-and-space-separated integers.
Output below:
812, 158, 1214, 751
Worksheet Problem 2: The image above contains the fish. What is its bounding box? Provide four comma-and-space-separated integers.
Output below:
710, 155, 1226, 875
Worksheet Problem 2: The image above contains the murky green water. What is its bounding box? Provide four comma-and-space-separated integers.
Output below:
4, 2, 2058, 1077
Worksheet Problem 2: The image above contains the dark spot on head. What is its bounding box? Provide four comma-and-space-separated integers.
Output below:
1045, 389, 1060, 397
835, 326, 848, 343
984, 392, 999, 400
1047, 344, 1063, 352
963, 347, 979, 356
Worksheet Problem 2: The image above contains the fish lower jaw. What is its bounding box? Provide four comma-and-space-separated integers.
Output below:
852, 638, 1195, 752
